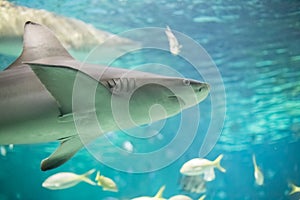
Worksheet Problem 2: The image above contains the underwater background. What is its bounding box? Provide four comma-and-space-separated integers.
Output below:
0, 0, 300, 199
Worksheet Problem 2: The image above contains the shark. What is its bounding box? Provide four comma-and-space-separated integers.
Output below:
0, 21, 210, 171
0, 0, 139, 61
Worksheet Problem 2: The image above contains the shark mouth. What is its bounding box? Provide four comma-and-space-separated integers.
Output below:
168, 95, 186, 106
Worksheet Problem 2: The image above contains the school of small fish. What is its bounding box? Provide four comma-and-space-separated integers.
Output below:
2, 139, 297, 198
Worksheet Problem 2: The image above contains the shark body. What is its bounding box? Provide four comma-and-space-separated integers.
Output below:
0, 22, 210, 171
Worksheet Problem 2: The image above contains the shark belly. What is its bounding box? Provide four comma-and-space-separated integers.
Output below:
0, 117, 77, 145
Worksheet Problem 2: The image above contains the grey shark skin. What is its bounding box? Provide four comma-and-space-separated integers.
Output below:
0, 22, 210, 171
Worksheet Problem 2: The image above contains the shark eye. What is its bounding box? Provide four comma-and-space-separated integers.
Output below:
183, 79, 190, 86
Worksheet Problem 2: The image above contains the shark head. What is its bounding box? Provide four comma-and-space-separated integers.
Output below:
128, 77, 210, 124
100, 72, 210, 125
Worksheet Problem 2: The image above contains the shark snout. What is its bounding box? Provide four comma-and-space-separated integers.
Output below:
171, 80, 210, 109
190, 81, 210, 103
189, 80, 209, 91
200, 83, 210, 93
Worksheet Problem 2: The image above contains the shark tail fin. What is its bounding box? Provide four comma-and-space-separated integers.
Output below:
154, 185, 166, 198
79, 169, 96, 186
289, 183, 300, 195
213, 154, 226, 173
8, 21, 74, 69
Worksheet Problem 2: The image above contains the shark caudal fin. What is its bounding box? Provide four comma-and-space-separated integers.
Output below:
7, 21, 74, 69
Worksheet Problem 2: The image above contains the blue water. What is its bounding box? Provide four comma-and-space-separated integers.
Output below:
1, 0, 300, 199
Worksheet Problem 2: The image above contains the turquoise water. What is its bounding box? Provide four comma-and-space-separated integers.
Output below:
1, 0, 300, 199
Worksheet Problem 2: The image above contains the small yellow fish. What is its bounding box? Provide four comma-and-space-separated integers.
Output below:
252, 154, 264, 186
180, 154, 226, 177
199, 194, 206, 200
165, 26, 182, 55
42, 169, 96, 190
95, 171, 118, 192
131, 185, 166, 200
289, 183, 300, 195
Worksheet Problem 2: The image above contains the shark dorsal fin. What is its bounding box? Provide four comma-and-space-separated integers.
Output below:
8, 21, 74, 69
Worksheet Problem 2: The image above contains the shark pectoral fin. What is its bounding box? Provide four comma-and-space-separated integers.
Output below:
29, 65, 81, 115
28, 63, 100, 115
41, 136, 83, 171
